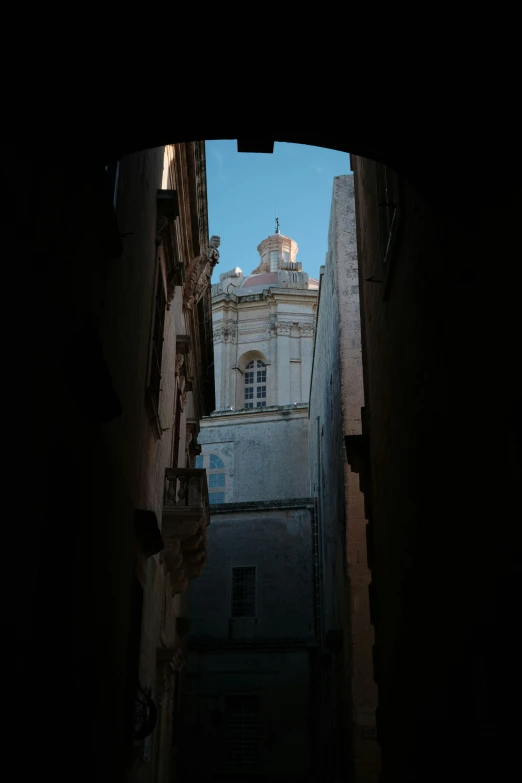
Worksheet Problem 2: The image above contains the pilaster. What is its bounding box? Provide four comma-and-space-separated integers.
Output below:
275, 321, 292, 404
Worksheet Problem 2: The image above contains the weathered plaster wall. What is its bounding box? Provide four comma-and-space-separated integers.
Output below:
309, 175, 379, 782
187, 504, 315, 640
183, 501, 316, 781
352, 154, 522, 782
182, 648, 312, 783
198, 407, 310, 502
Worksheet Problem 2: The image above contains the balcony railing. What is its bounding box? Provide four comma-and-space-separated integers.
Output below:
162, 468, 210, 595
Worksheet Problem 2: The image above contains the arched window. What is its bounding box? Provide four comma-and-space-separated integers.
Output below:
196, 453, 228, 504
244, 360, 267, 409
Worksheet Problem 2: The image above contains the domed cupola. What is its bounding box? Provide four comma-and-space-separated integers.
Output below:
253, 218, 302, 275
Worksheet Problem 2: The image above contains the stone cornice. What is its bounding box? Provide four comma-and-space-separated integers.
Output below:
200, 403, 309, 427
207, 496, 314, 513
211, 288, 318, 306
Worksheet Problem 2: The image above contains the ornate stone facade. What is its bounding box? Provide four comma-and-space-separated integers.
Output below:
184, 235, 221, 310
213, 319, 238, 343
210, 231, 319, 410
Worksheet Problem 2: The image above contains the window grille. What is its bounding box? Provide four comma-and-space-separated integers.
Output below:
231, 566, 256, 617
226, 695, 260, 768
244, 360, 267, 408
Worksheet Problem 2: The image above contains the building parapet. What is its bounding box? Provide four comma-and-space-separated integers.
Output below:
207, 402, 309, 418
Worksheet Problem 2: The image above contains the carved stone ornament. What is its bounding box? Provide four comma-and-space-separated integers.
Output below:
184, 235, 221, 310
175, 353, 184, 376
186, 431, 193, 447
299, 322, 315, 337
213, 321, 237, 343
275, 321, 292, 336
180, 391, 188, 411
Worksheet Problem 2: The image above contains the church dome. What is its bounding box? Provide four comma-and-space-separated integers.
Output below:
240, 272, 280, 289
213, 228, 317, 297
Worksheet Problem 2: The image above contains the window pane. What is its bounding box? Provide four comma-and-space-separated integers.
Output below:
209, 454, 225, 469
257, 370, 266, 383
256, 401, 266, 408
226, 695, 260, 768
231, 566, 256, 617
245, 387, 254, 400
209, 492, 225, 504
245, 371, 254, 384
246, 360, 254, 369
256, 386, 266, 398
244, 402, 254, 409
209, 472, 226, 487
195, 455, 203, 468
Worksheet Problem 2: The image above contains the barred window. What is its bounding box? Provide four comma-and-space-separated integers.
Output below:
244, 360, 267, 409
226, 694, 260, 768
231, 566, 256, 617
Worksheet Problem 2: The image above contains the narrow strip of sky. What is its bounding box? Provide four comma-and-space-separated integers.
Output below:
206, 141, 352, 282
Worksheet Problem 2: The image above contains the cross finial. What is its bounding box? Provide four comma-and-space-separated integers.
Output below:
275, 208, 280, 234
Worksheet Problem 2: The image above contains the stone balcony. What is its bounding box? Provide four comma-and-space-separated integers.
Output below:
162, 468, 210, 595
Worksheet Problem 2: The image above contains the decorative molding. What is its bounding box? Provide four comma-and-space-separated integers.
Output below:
175, 353, 184, 377
213, 320, 238, 343
238, 293, 266, 303
275, 321, 292, 336
163, 468, 210, 595
299, 322, 315, 337
156, 647, 185, 707
184, 235, 221, 310
267, 320, 315, 338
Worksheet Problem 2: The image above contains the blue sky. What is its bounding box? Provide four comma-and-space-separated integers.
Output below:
206, 141, 352, 282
